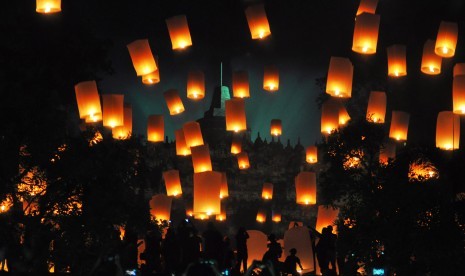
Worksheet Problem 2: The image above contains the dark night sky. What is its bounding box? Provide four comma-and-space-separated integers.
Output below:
22, 0, 465, 146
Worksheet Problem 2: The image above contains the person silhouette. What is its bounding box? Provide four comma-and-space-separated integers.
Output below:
284, 248, 304, 276
316, 227, 330, 274
326, 226, 337, 274
202, 222, 224, 266
235, 227, 249, 274
262, 233, 282, 275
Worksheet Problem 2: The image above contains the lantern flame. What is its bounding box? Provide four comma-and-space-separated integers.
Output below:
442, 47, 448, 54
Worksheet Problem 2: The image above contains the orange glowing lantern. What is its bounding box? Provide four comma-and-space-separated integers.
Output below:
326, 57, 353, 98
237, 152, 250, 170
295, 172, 317, 205
183, 121, 204, 148
163, 170, 182, 197
220, 172, 229, 199
74, 81, 102, 123
166, 15, 193, 50
193, 171, 222, 216
453, 63, 465, 77
256, 208, 267, 223
127, 39, 158, 76
175, 129, 191, 156
149, 194, 172, 222
366, 91, 386, 123
306, 146, 318, 164
321, 99, 340, 135
270, 119, 282, 136
191, 145, 212, 173
436, 111, 460, 150
245, 4, 271, 40
315, 206, 339, 233
263, 65, 279, 92
352, 13, 380, 54
226, 99, 247, 132
164, 89, 185, 115
387, 44, 407, 77
102, 94, 124, 128
232, 71, 250, 98
216, 211, 227, 222
453, 75, 465, 114
356, 0, 378, 16
421, 40, 442, 75
435, 21, 458, 58
389, 111, 410, 141
112, 104, 132, 139
262, 183, 273, 200
142, 70, 160, 85
272, 211, 281, 222
147, 115, 164, 142
187, 70, 205, 100
36, 0, 61, 13
338, 103, 351, 126
379, 141, 396, 165
231, 134, 242, 154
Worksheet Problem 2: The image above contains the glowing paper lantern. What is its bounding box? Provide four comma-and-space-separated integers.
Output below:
352, 13, 380, 54
295, 172, 317, 205
142, 70, 160, 85
147, 115, 164, 142
225, 99, 247, 132
272, 211, 281, 222
216, 211, 227, 221
231, 134, 242, 154
421, 40, 442, 75
191, 145, 212, 173
163, 89, 185, 115
232, 71, 250, 98
379, 141, 396, 165
149, 194, 172, 221
453, 63, 465, 77
193, 171, 222, 216
387, 45, 407, 77
237, 152, 250, 170
453, 75, 465, 114
247, 231, 268, 268
102, 94, 124, 128
284, 226, 315, 273
256, 208, 267, 223
321, 99, 340, 135
127, 39, 158, 76
315, 206, 339, 233
187, 70, 205, 100
262, 183, 273, 200
356, 0, 378, 16
263, 65, 279, 92
435, 21, 458, 58
389, 111, 410, 141
245, 4, 271, 39
326, 57, 353, 98
36, 0, 61, 13
74, 81, 102, 123
220, 172, 229, 199
112, 104, 132, 139
306, 146, 318, 164
366, 91, 387, 123
436, 111, 460, 150
270, 119, 282, 136
163, 170, 182, 197
183, 121, 204, 148
166, 15, 193, 50
175, 129, 191, 156
338, 103, 351, 125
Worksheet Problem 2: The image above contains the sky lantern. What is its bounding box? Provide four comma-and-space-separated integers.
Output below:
453, 75, 465, 114
216, 211, 227, 222
436, 111, 460, 150
191, 145, 212, 173
366, 91, 387, 123
237, 152, 250, 170
112, 104, 132, 140
321, 99, 340, 135
306, 146, 318, 164
315, 206, 339, 233
272, 210, 281, 222
127, 39, 158, 76
147, 115, 164, 143
232, 71, 250, 98
193, 171, 222, 216
36, 0, 61, 13
245, 4, 271, 40
256, 208, 267, 223
163, 170, 182, 197
187, 70, 205, 100
435, 21, 458, 58
262, 183, 273, 200
163, 89, 185, 115
102, 94, 124, 128
352, 12, 380, 54
231, 134, 242, 154
225, 99, 247, 132
326, 57, 353, 98
387, 44, 407, 77
175, 129, 191, 156
270, 119, 282, 136
74, 81, 102, 123
389, 111, 410, 141
356, 0, 378, 16
263, 65, 279, 92
453, 63, 465, 77
149, 194, 172, 222
295, 171, 317, 205
142, 70, 160, 85
220, 172, 229, 199
379, 141, 396, 165
421, 40, 442, 75
338, 103, 351, 126
183, 121, 204, 148
166, 15, 193, 50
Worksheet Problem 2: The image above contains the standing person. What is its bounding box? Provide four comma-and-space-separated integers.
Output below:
235, 227, 249, 274
316, 227, 330, 275
262, 234, 282, 275
202, 222, 224, 266
283, 248, 304, 276
222, 236, 235, 273
326, 225, 338, 274
162, 227, 180, 274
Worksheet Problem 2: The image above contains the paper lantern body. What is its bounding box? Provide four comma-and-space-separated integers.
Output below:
164, 89, 185, 115
270, 119, 282, 136
338, 104, 351, 125
245, 4, 271, 39
421, 40, 442, 75
142, 70, 160, 85
262, 183, 273, 200
272, 211, 282, 222
436, 111, 460, 150
379, 141, 396, 165
306, 146, 318, 164
149, 194, 172, 221
263, 65, 279, 92
246, 231, 268, 268
127, 39, 158, 76
315, 206, 339, 234
112, 104, 132, 139
295, 172, 317, 205
366, 91, 387, 123
256, 208, 267, 223
284, 226, 315, 273
326, 57, 353, 98
166, 15, 193, 50
163, 170, 182, 196
102, 94, 124, 128
191, 145, 212, 173
321, 99, 340, 135
356, 0, 378, 16
237, 152, 250, 170
225, 99, 247, 132
187, 70, 205, 100
183, 121, 204, 148
193, 171, 222, 216
147, 115, 164, 142
352, 13, 380, 54
220, 172, 229, 199
74, 81, 102, 123
387, 44, 407, 77
389, 111, 410, 141
453, 75, 465, 114
231, 134, 243, 154
216, 211, 227, 221
36, 0, 61, 13
435, 21, 458, 58
175, 129, 191, 156
453, 63, 465, 77
232, 71, 250, 98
